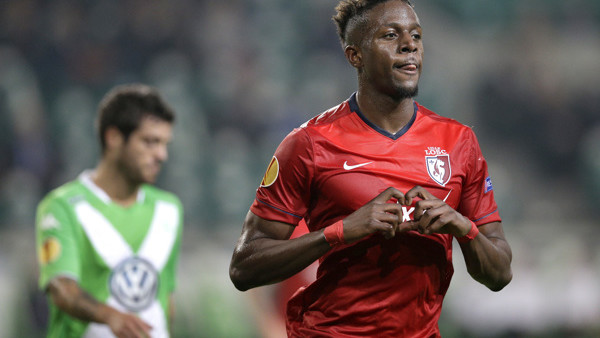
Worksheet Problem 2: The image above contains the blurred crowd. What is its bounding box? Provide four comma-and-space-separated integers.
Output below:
0, 0, 599, 337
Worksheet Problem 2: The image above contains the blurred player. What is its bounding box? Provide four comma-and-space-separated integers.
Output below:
230, 1, 512, 336
36, 84, 183, 337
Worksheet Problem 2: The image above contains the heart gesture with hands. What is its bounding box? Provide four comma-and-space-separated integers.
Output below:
403, 186, 472, 238
342, 186, 472, 243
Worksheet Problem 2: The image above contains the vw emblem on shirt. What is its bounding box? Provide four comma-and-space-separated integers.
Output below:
109, 256, 158, 312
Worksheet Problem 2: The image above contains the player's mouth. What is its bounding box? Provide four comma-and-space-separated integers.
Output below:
394, 61, 419, 75
148, 164, 162, 176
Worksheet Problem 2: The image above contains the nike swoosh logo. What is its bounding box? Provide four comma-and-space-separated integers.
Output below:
442, 189, 452, 202
343, 161, 373, 170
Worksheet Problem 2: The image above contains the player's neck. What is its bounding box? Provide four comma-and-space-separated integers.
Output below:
355, 90, 415, 135
93, 161, 140, 207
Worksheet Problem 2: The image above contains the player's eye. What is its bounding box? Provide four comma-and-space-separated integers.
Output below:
144, 138, 159, 147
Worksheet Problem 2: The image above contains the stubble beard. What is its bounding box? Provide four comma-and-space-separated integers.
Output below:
393, 84, 419, 101
117, 155, 148, 187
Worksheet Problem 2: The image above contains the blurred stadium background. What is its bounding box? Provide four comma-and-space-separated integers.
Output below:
1, 0, 599, 337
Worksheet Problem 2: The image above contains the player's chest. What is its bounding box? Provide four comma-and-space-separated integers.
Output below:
312, 140, 468, 210
75, 202, 156, 254
75, 201, 178, 271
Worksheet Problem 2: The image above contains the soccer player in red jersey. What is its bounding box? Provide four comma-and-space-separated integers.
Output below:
230, 0, 513, 336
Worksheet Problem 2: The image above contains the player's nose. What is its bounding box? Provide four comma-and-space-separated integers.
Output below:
398, 32, 418, 54
155, 143, 168, 162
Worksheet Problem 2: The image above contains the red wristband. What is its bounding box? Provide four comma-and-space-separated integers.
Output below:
457, 220, 479, 244
323, 220, 345, 247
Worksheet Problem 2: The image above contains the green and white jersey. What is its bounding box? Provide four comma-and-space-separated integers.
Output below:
36, 171, 183, 338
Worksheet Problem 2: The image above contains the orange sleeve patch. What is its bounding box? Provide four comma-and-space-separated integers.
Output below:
39, 237, 61, 265
260, 156, 279, 187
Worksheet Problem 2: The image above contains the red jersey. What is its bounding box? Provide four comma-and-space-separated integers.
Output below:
275, 220, 318, 318
250, 94, 500, 337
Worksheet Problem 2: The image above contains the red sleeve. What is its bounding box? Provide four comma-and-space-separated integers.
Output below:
250, 127, 314, 225
457, 128, 502, 226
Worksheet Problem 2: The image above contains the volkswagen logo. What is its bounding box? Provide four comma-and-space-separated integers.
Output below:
109, 256, 159, 312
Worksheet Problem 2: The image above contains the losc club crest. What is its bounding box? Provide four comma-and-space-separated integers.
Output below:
425, 154, 451, 186
109, 256, 158, 312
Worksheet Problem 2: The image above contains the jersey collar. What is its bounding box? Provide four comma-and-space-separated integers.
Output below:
79, 170, 145, 205
348, 92, 417, 140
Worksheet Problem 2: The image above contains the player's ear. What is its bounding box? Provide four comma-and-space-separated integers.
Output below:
345, 45, 362, 69
105, 126, 124, 151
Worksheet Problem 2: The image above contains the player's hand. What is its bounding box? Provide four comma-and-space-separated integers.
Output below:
404, 186, 471, 237
342, 187, 416, 243
106, 309, 153, 338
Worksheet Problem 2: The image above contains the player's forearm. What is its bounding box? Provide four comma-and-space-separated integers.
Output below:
460, 235, 512, 291
48, 277, 114, 324
230, 231, 330, 291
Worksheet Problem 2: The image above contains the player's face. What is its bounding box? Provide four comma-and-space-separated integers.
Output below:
359, 1, 423, 99
117, 116, 173, 185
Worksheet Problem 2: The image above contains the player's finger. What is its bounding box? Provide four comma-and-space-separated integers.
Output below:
130, 328, 150, 338
379, 204, 405, 230
403, 186, 437, 206
378, 202, 404, 217
417, 204, 456, 234
411, 199, 443, 221
371, 219, 396, 239
138, 319, 153, 334
376, 209, 401, 225
128, 318, 152, 338
376, 209, 420, 238
371, 187, 406, 205
397, 220, 419, 233
416, 207, 443, 234
424, 216, 453, 235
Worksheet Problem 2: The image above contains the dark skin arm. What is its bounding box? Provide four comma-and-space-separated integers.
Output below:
229, 212, 329, 291
231, 185, 512, 292
458, 221, 512, 291
229, 187, 414, 291
404, 186, 513, 291
47, 277, 152, 338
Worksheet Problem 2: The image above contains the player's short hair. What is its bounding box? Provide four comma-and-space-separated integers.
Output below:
332, 0, 414, 46
96, 83, 175, 151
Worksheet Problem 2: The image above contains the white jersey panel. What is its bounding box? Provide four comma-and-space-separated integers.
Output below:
76, 199, 179, 338
75, 201, 133, 268
138, 201, 179, 271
